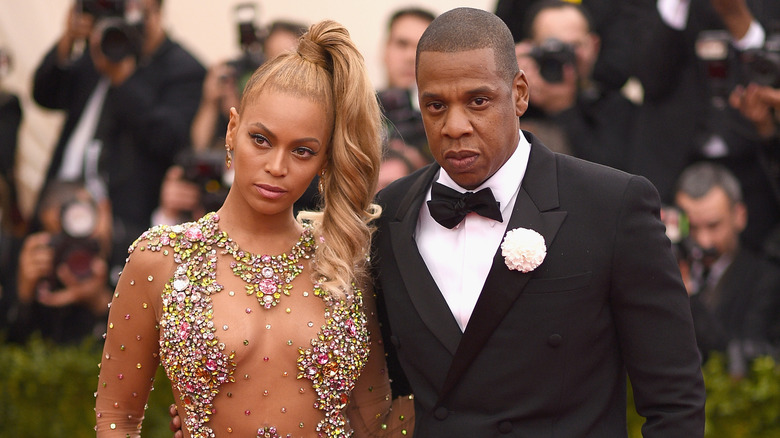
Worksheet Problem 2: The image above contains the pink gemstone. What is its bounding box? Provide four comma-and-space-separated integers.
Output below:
317, 353, 329, 364
206, 359, 217, 370
345, 319, 357, 335
244, 410, 251, 416
184, 227, 203, 241
259, 279, 276, 294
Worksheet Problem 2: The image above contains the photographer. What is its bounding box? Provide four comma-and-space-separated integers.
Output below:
376, 7, 436, 170
673, 162, 780, 377
514, 0, 636, 170
627, 0, 780, 254
31, 0, 205, 283
8, 180, 112, 344
190, 16, 307, 153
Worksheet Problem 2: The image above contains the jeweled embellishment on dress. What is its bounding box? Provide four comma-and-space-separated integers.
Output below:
297, 288, 370, 437
129, 213, 372, 437
219, 224, 313, 309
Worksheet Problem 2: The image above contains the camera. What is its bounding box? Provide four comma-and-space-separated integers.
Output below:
79, 0, 144, 62
222, 3, 266, 92
529, 38, 577, 83
177, 150, 232, 213
50, 198, 101, 280
740, 33, 780, 88
697, 30, 780, 100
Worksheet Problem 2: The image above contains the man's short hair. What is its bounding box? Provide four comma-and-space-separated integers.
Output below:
416, 7, 519, 84
676, 161, 743, 205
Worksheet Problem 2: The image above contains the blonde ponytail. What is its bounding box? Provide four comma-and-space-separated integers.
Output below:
240, 20, 381, 300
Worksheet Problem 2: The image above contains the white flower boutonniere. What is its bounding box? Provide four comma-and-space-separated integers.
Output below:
501, 227, 547, 273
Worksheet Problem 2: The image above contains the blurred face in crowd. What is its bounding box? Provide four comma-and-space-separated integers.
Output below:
377, 156, 411, 193
417, 47, 528, 190
675, 186, 747, 262
264, 29, 300, 60
530, 6, 599, 79
384, 14, 431, 89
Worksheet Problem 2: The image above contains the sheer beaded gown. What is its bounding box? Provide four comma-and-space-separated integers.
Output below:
95, 212, 413, 438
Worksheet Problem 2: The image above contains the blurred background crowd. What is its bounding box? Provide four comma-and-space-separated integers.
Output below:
1, 0, 780, 384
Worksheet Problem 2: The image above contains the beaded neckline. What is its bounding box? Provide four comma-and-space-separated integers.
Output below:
212, 216, 316, 309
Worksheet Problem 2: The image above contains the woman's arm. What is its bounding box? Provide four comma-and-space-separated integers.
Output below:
347, 288, 415, 437
95, 241, 170, 437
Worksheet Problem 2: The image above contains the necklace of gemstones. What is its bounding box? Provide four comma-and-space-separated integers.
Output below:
217, 226, 315, 309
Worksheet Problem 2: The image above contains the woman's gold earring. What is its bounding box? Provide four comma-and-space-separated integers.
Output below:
225, 145, 232, 169
317, 170, 326, 194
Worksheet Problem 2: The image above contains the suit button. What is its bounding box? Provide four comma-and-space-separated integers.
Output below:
498, 421, 513, 433
434, 406, 449, 420
548, 333, 562, 347
390, 335, 400, 348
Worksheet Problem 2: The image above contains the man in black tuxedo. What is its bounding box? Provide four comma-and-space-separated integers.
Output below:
372, 7, 706, 437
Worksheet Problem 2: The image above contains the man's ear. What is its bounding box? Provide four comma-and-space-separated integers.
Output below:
734, 201, 748, 233
513, 70, 530, 117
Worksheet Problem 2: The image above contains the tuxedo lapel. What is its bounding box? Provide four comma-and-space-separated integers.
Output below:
437, 137, 567, 403
388, 164, 463, 355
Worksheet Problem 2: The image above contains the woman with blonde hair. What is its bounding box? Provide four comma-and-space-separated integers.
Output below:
95, 20, 413, 438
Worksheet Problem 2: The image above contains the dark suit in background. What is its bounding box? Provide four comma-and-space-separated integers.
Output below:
689, 248, 780, 363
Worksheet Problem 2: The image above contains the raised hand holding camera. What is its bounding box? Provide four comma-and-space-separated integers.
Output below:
516, 40, 578, 115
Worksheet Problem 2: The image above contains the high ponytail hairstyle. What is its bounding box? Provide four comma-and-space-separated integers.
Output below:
239, 20, 382, 301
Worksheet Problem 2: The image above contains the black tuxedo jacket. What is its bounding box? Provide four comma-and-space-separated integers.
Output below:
372, 133, 705, 437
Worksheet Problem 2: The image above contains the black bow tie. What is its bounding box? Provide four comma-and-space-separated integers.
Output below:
427, 182, 503, 229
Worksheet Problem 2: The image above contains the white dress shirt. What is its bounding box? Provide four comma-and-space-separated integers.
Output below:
58, 77, 110, 180
415, 132, 531, 331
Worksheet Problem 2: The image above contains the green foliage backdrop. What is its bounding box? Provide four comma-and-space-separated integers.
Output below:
2, 338, 780, 437
0, 336, 173, 438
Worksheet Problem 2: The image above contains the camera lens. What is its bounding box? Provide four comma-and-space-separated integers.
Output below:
101, 25, 133, 62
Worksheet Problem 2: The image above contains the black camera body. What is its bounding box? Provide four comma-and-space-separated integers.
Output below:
529, 38, 577, 83
80, 0, 144, 62
178, 150, 231, 213
50, 199, 101, 281
80, 0, 125, 17
225, 50, 265, 93
740, 34, 780, 88
697, 31, 780, 99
